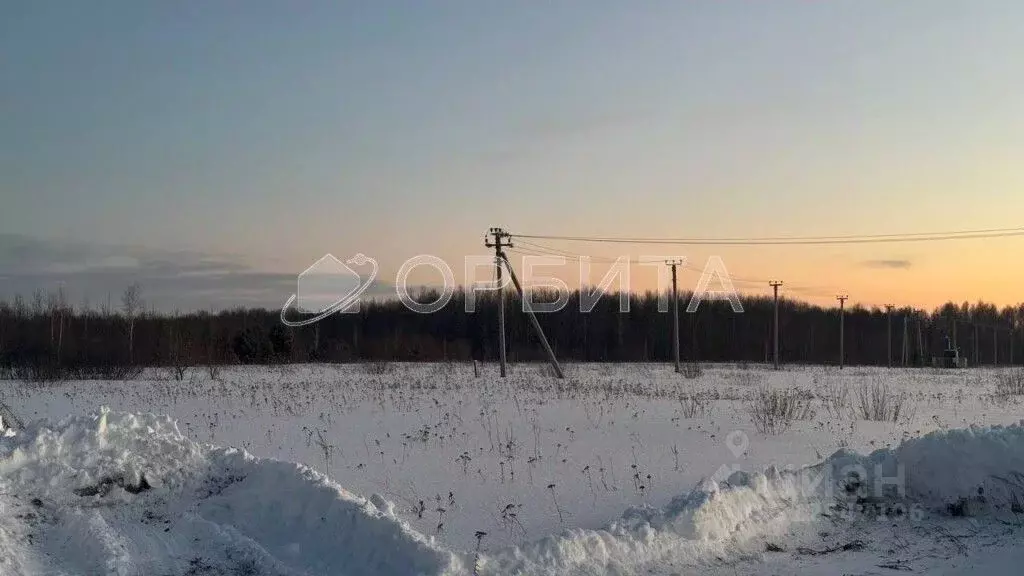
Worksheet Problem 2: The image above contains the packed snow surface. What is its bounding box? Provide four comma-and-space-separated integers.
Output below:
2, 400, 1024, 574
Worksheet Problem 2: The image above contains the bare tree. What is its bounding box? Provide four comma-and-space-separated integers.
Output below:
12, 294, 26, 318
46, 291, 58, 344
122, 284, 143, 363
81, 295, 92, 343
55, 285, 68, 361
168, 313, 192, 381
31, 289, 45, 317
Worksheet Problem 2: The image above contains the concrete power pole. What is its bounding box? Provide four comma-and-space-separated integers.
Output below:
485, 228, 565, 378
770, 281, 783, 370
917, 318, 924, 367
666, 260, 683, 373
485, 228, 510, 377
498, 253, 565, 378
975, 324, 980, 367
837, 295, 848, 369
885, 304, 895, 368
902, 314, 909, 367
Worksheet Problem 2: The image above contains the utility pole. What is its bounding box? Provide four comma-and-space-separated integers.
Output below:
498, 253, 564, 378
1011, 320, 1016, 366
994, 326, 998, 366
885, 304, 895, 368
770, 281, 783, 370
902, 314, 909, 367
917, 318, 924, 367
485, 228, 510, 378
667, 260, 683, 373
837, 295, 848, 369
974, 324, 980, 367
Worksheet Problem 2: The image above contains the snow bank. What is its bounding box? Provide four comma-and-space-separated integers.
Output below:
479, 422, 1024, 575
2, 411, 1023, 575
0, 409, 463, 576
896, 422, 1024, 509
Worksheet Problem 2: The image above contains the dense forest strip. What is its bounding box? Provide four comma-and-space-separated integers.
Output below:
0, 287, 1021, 378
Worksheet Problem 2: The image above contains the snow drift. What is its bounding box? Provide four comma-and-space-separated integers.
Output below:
479, 422, 1024, 574
0, 409, 463, 576
1, 411, 1023, 575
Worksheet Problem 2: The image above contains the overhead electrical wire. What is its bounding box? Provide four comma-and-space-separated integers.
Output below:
512, 225, 1024, 246
505, 225, 1024, 302
506, 239, 846, 296
512, 240, 782, 285
501, 225, 1023, 307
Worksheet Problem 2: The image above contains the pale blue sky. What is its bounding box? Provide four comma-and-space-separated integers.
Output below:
3, 1, 1024, 309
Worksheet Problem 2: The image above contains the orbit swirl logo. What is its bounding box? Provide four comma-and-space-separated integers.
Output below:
280, 253, 378, 327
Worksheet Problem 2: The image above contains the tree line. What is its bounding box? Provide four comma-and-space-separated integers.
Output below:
0, 284, 1022, 379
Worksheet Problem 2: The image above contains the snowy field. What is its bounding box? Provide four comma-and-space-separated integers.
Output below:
3, 363, 1024, 575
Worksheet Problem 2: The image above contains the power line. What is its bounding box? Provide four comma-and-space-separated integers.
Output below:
505, 245, 664, 265
508, 246, 774, 289
512, 226, 1024, 246
506, 243, 842, 294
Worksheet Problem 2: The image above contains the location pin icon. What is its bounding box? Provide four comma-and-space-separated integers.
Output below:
725, 430, 749, 459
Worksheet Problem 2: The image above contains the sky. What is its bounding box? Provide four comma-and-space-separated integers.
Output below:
2, 1, 1024, 312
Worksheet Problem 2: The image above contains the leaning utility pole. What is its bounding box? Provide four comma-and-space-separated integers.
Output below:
885, 304, 895, 368
666, 260, 683, 373
485, 228, 510, 377
498, 252, 564, 379
837, 295, 848, 369
770, 281, 783, 370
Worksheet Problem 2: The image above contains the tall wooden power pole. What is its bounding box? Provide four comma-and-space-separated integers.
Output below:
667, 260, 683, 373
770, 281, 783, 370
885, 304, 895, 368
837, 295, 848, 369
485, 228, 510, 377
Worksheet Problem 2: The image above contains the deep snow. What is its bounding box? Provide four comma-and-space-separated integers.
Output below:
2, 364, 1024, 574
3, 409, 1024, 575
0, 410, 461, 576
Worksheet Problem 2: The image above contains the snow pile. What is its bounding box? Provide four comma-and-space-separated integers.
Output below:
479, 422, 1024, 575
2, 410, 1023, 575
0, 409, 463, 576
896, 423, 1024, 510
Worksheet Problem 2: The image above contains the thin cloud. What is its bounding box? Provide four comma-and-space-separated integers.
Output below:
861, 259, 912, 270
0, 234, 391, 312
